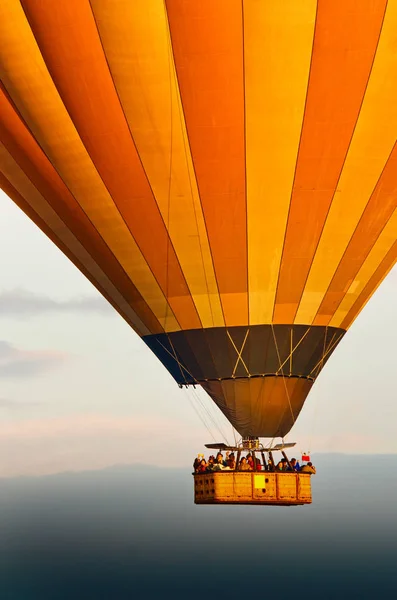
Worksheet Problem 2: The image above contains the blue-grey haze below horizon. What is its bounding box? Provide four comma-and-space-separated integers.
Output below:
0, 454, 396, 600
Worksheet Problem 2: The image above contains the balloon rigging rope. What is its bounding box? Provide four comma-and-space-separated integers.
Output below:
160, 335, 230, 444
156, 331, 235, 447
191, 388, 230, 444
308, 331, 343, 378
195, 383, 236, 444
307, 327, 328, 453
187, 388, 217, 444
199, 389, 231, 443
275, 327, 311, 375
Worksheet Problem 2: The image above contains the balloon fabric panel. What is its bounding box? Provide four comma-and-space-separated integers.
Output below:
0, 0, 396, 437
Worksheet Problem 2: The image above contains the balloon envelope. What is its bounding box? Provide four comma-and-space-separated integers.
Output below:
0, 0, 396, 437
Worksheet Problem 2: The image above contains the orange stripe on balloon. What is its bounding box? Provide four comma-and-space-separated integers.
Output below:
21, 0, 201, 331
165, 0, 247, 326
273, 0, 387, 324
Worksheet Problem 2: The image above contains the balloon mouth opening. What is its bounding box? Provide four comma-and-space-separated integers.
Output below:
201, 376, 314, 439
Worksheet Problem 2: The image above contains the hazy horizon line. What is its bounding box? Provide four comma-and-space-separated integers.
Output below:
2, 452, 397, 481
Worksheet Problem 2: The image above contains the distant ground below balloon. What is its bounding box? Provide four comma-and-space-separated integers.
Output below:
0, 454, 396, 599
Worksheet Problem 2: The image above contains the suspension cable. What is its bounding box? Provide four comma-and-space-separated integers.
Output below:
186, 387, 217, 443
306, 326, 329, 453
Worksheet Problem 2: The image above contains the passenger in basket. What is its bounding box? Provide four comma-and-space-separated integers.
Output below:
287, 458, 300, 472
227, 452, 236, 470
255, 457, 262, 471
193, 454, 203, 472
214, 453, 226, 470
197, 458, 207, 473
247, 453, 254, 470
300, 461, 316, 474
239, 457, 252, 471
207, 455, 215, 472
276, 458, 288, 472
267, 459, 275, 472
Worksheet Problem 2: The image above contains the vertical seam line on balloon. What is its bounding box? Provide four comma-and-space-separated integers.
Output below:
313, 139, 397, 324
87, 0, 194, 331
271, 0, 319, 323
163, 0, 226, 328
14, 4, 172, 333
0, 94, 158, 334
242, 0, 249, 326
291, 0, 389, 325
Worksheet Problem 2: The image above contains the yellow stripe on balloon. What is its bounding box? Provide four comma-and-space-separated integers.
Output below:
244, 0, 316, 325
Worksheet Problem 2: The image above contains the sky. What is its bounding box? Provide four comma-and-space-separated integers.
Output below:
0, 188, 396, 477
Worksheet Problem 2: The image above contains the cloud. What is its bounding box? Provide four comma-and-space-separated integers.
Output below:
0, 398, 43, 410
0, 340, 66, 378
0, 414, 176, 439
0, 288, 113, 317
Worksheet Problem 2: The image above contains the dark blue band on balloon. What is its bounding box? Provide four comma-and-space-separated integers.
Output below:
142, 324, 345, 386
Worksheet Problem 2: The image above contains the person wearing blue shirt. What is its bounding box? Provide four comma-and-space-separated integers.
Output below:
287, 457, 300, 472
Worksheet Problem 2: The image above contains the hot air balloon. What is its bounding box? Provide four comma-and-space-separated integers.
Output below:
1, 0, 396, 504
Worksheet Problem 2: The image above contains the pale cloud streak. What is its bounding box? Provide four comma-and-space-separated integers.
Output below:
0, 413, 204, 477
0, 397, 43, 409
0, 414, 177, 439
0, 288, 112, 317
0, 340, 66, 378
